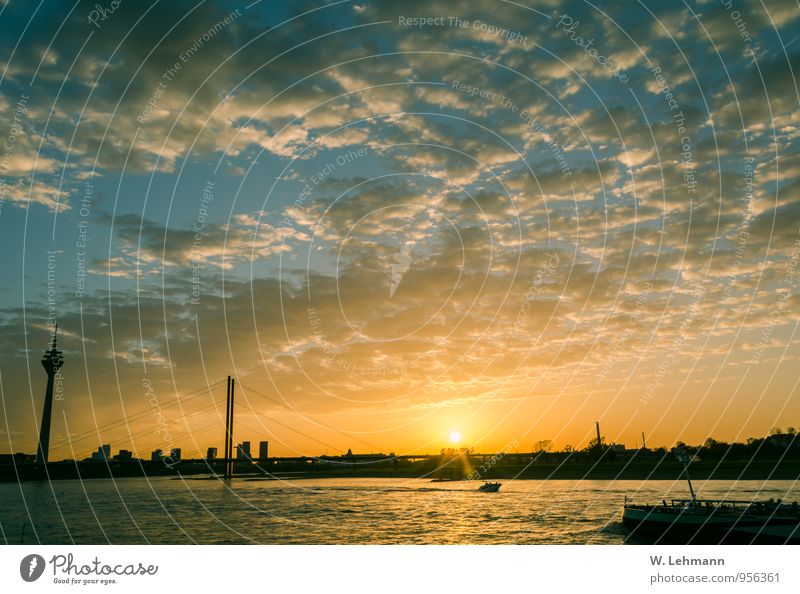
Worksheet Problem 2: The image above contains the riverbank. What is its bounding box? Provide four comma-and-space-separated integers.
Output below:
3, 457, 799, 482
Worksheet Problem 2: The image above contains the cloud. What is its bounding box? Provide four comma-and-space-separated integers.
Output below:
1, 0, 799, 455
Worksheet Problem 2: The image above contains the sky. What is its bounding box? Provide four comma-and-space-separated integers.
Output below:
0, 0, 798, 460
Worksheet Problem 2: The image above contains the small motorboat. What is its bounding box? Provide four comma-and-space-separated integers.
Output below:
478, 481, 502, 492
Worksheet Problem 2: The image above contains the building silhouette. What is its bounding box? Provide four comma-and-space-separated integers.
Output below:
37, 326, 64, 463
236, 441, 250, 460
150, 449, 163, 461
113, 449, 133, 461
207, 447, 217, 460
91, 445, 111, 462
258, 441, 269, 461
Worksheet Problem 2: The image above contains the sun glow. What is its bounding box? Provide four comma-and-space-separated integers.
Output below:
448, 431, 461, 444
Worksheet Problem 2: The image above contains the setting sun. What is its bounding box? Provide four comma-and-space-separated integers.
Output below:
449, 431, 462, 444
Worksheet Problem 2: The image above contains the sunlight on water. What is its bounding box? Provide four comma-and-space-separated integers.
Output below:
1, 478, 798, 544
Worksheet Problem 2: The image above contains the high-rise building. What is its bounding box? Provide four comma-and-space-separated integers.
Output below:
236, 441, 251, 460
91, 445, 111, 462
151, 449, 163, 461
258, 441, 269, 461
206, 447, 217, 460
37, 326, 64, 463
170, 448, 181, 460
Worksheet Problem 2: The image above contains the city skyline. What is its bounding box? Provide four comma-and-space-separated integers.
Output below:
1, 0, 799, 462
14, 324, 800, 462
27, 427, 799, 464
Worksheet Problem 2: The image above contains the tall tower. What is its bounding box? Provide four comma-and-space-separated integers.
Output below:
37, 325, 63, 463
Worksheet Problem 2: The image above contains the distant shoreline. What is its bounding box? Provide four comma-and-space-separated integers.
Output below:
3, 458, 799, 483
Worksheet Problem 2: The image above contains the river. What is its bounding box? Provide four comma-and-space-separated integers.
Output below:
1, 477, 797, 544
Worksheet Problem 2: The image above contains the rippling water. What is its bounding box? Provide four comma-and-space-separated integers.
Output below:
1, 477, 798, 544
